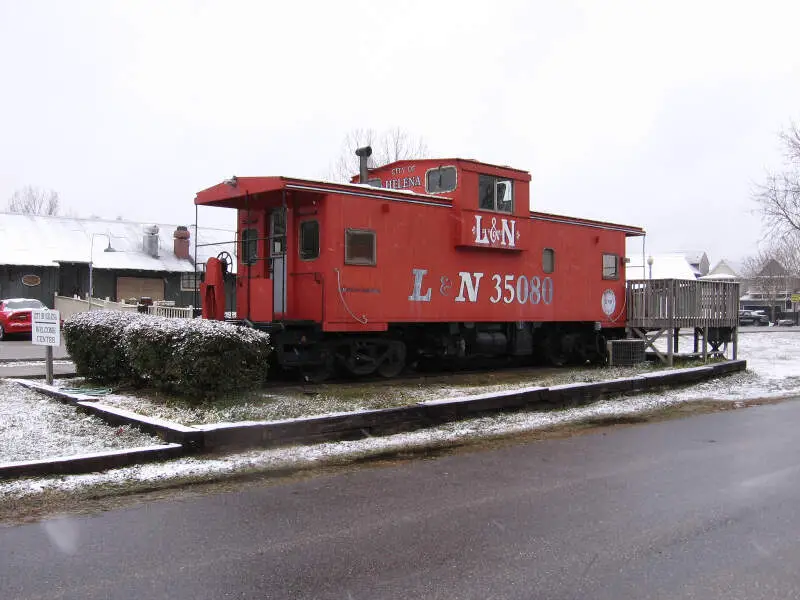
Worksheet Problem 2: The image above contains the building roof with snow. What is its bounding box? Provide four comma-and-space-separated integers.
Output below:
681, 251, 709, 277
626, 253, 700, 280
701, 259, 742, 280
0, 212, 236, 272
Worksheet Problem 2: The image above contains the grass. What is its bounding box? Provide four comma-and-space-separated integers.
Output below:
0, 380, 161, 463
51, 359, 700, 426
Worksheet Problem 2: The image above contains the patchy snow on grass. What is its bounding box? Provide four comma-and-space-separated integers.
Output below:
0, 380, 162, 463
66, 362, 668, 425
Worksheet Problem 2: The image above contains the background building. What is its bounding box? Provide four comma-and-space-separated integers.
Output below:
0, 212, 236, 308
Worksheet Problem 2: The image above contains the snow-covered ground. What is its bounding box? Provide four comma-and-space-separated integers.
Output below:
0, 381, 161, 463
1, 330, 798, 499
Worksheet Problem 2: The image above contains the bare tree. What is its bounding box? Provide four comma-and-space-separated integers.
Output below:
6, 186, 61, 216
741, 234, 800, 321
330, 128, 429, 182
754, 123, 800, 238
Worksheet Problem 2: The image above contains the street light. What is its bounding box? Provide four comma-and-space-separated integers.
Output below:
647, 255, 654, 280
89, 233, 117, 310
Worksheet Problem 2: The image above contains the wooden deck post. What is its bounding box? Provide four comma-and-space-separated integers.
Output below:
667, 281, 674, 366
702, 326, 708, 362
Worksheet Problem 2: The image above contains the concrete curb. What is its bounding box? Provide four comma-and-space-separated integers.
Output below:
4, 371, 77, 380
0, 444, 184, 479
3, 359, 747, 479
0, 358, 72, 364
200, 361, 745, 451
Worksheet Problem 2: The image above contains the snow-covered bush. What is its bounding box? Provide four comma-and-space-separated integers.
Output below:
122, 316, 272, 398
67, 311, 272, 397
64, 310, 147, 383
122, 316, 185, 387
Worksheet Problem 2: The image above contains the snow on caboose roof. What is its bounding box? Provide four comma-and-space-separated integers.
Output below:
0, 212, 235, 272
195, 175, 454, 207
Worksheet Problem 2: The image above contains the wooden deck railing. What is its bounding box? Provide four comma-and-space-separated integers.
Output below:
626, 279, 739, 329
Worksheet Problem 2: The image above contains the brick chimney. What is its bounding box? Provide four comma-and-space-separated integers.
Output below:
174, 226, 191, 260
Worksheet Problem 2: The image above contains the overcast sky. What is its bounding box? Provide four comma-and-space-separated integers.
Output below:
1, 0, 798, 266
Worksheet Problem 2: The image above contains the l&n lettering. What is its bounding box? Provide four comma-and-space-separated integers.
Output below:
409, 268, 554, 306
408, 268, 432, 302
473, 215, 517, 248
454, 272, 482, 302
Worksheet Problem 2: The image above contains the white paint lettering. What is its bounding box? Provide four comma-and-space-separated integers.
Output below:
490, 274, 502, 304
455, 272, 484, 303
408, 268, 432, 302
383, 175, 421, 190
501, 219, 516, 248
473, 215, 490, 245
473, 215, 517, 247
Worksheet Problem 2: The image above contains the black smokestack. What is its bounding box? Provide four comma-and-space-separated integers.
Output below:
355, 146, 372, 184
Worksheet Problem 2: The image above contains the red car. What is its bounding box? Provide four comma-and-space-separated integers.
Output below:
0, 298, 46, 340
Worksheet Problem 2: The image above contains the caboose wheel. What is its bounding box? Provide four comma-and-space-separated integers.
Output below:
544, 333, 569, 367
301, 350, 335, 383
377, 341, 406, 378
342, 340, 380, 376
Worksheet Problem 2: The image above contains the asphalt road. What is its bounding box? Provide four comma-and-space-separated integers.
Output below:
4, 400, 800, 599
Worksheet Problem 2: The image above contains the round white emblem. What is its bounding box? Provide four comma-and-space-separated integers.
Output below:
601, 289, 616, 316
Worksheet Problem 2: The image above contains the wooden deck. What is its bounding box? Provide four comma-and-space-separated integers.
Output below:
626, 279, 740, 365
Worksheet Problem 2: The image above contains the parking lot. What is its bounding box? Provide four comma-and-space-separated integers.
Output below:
0, 339, 69, 362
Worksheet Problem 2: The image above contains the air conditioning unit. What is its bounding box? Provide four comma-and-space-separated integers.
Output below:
607, 339, 646, 366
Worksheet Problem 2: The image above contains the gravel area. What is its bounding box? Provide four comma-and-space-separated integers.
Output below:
0, 380, 163, 463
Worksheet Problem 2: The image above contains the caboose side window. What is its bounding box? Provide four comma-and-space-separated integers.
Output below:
425, 166, 457, 194
299, 220, 320, 261
345, 229, 376, 266
602, 253, 619, 279
241, 228, 258, 265
543, 248, 555, 274
478, 174, 514, 213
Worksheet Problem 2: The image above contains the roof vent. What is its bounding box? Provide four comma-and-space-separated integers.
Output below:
143, 225, 160, 258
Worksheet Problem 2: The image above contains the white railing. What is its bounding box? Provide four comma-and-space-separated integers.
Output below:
54, 295, 194, 320
54, 295, 138, 321
147, 304, 194, 319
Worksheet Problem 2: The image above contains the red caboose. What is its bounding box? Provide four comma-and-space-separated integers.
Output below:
195, 148, 644, 379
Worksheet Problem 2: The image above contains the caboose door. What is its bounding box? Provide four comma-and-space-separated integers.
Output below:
270, 208, 287, 315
